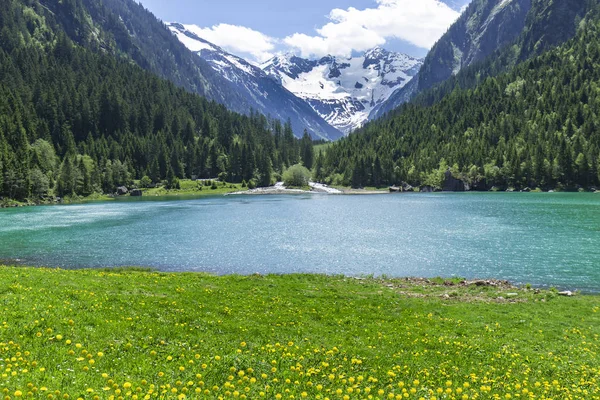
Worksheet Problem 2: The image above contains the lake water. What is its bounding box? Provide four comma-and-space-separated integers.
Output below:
1, 193, 599, 291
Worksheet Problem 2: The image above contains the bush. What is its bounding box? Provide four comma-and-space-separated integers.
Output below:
165, 177, 180, 190
330, 173, 346, 187
283, 164, 311, 187
247, 179, 257, 189
29, 168, 50, 198
139, 175, 152, 189
211, 181, 218, 190
241, 180, 247, 188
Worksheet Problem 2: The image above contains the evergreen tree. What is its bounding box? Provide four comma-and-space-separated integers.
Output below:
300, 130, 314, 170
257, 150, 273, 187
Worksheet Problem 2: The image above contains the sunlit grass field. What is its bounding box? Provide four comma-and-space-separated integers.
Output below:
139, 180, 243, 197
0, 267, 598, 399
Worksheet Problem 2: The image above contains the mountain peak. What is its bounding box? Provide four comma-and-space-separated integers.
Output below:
261, 48, 422, 134
364, 46, 389, 58
168, 23, 342, 141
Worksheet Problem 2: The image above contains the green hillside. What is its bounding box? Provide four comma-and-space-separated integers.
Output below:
322, 5, 600, 191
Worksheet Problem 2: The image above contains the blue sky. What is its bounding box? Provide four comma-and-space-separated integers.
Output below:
138, 0, 471, 61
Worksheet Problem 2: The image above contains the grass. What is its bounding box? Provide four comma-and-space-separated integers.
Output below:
63, 193, 115, 204
0, 266, 598, 399
140, 180, 243, 198
331, 185, 390, 193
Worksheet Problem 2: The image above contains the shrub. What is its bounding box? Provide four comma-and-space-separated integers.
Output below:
165, 177, 180, 190
139, 175, 152, 189
211, 181, 218, 190
241, 180, 247, 188
283, 164, 311, 187
247, 180, 257, 189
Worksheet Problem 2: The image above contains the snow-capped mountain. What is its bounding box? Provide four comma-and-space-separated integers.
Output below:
168, 23, 343, 141
261, 49, 422, 134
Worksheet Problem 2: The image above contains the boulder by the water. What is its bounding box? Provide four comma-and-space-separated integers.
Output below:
442, 170, 467, 192
522, 187, 531, 192
402, 183, 414, 192
420, 186, 435, 193
130, 189, 143, 197
389, 186, 400, 193
116, 186, 129, 196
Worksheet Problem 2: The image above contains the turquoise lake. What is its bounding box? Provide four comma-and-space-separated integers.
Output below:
1, 192, 599, 291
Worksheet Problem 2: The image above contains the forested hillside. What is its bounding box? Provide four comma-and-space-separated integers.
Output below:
320, 5, 600, 191
0, 0, 310, 202
373, 0, 594, 118
35, 0, 251, 111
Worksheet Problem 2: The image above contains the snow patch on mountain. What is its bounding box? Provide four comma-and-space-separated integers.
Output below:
261, 48, 422, 134
168, 22, 421, 137
169, 23, 218, 53
168, 23, 343, 141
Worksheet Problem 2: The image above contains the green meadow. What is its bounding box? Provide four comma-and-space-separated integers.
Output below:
0, 267, 598, 399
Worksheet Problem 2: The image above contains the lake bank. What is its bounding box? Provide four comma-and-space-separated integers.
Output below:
0, 180, 390, 208
5, 177, 599, 209
0, 265, 597, 399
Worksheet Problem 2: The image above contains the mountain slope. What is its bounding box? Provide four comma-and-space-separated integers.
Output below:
35, 0, 252, 112
168, 23, 342, 140
261, 49, 422, 134
319, 4, 600, 191
34, 0, 339, 140
373, 0, 592, 119
0, 0, 305, 202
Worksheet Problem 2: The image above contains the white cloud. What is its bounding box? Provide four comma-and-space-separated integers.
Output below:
185, 23, 277, 63
284, 0, 460, 58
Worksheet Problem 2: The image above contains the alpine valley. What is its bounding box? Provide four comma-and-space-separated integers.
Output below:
2, 0, 600, 203
4, 1, 600, 399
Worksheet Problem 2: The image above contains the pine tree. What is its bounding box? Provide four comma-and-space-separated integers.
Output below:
257, 150, 273, 187
300, 130, 314, 170
313, 151, 324, 182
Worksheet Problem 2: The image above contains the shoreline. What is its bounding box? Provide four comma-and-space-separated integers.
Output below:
0, 182, 390, 208
0, 263, 593, 295
3, 184, 599, 208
